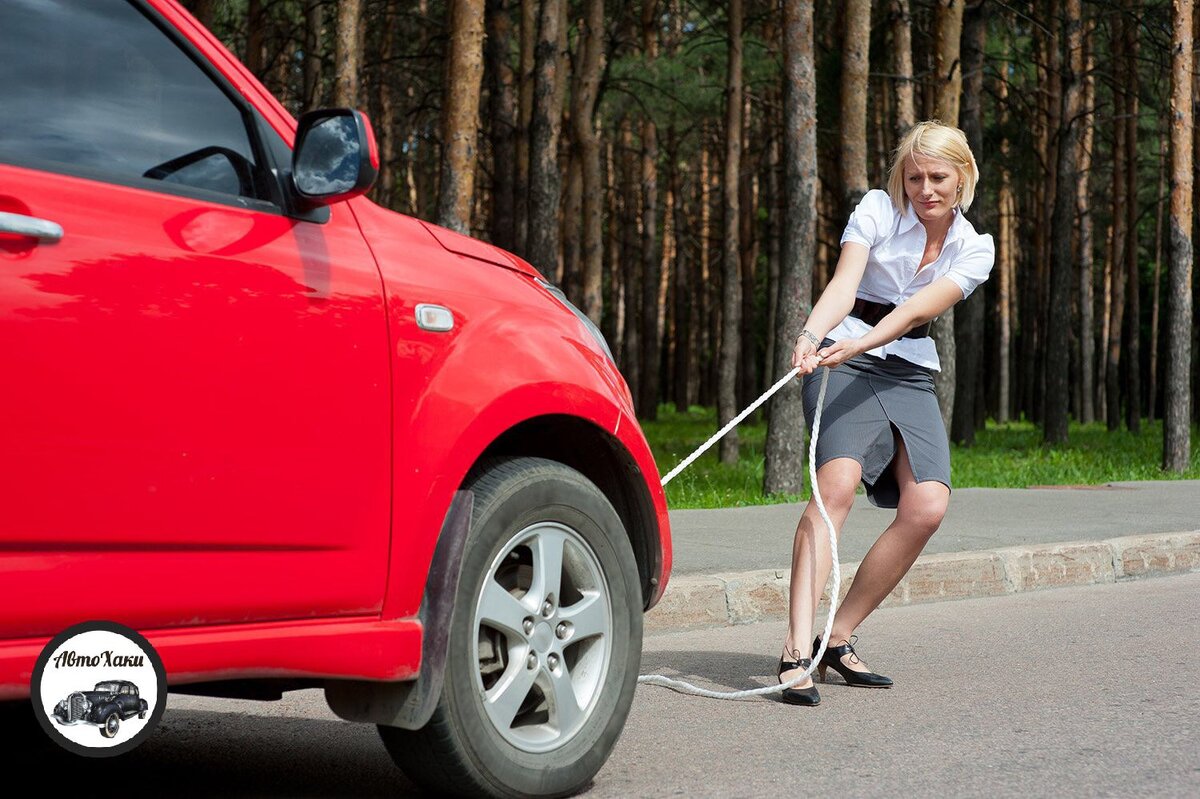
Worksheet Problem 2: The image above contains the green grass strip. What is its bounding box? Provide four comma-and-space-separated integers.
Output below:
643, 404, 1200, 509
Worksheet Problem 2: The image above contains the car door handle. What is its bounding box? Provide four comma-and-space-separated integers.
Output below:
0, 210, 64, 243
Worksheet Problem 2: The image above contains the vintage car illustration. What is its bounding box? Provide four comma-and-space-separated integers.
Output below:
51, 680, 149, 738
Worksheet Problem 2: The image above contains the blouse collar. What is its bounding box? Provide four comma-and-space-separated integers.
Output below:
899, 201, 970, 244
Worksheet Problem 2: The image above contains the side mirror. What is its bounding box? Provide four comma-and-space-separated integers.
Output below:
292, 109, 379, 206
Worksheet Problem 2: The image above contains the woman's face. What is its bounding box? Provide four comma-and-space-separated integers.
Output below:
903, 152, 961, 225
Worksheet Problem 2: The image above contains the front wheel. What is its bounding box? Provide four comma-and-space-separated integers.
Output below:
380, 457, 643, 798
100, 711, 120, 738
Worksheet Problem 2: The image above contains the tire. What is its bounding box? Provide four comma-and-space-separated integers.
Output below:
100, 711, 120, 738
380, 457, 643, 798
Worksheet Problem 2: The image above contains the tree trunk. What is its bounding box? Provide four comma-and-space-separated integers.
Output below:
890, 0, 916, 141
929, 0, 964, 430
268, 7, 294, 105
1194, 4, 1200, 428
1019, 182, 1039, 422
572, 0, 605, 324
933, 0, 964, 124
515, 0, 537, 255
562, 150, 582, 290
1078, 24, 1096, 424
303, 0, 323, 110
659, 179, 673, 381
669, 134, 694, 411
1035, 13, 1060, 426
873, 81, 889, 185
602, 139, 621, 355
1106, 15, 1128, 431
1164, 0, 1193, 471
486, 0, 518, 251
815, 165, 835, 293
698, 142, 713, 408
1044, 0, 1084, 444
244, 0, 266, 79
1149, 135, 1166, 422
619, 115, 641, 401
638, 1, 661, 420
996, 50, 1014, 424
437, 0, 485, 234
1123, 2, 1141, 433
185, 0, 217, 30
527, 0, 565, 274
764, 0, 816, 496
952, 0, 985, 446
333, 0, 362, 107
637, 118, 661, 416
999, 174, 1016, 424
764, 128, 781, 400
840, 0, 870, 218
373, 2, 396, 208
1098, 222, 1112, 421
738, 125, 760, 410
718, 0, 744, 464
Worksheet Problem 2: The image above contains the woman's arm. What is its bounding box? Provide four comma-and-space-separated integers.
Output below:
816, 276, 964, 367
790, 242, 870, 374
803, 242, 869, 339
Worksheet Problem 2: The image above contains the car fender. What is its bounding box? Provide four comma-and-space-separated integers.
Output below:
93, 702, 119, 722
385, 374, 633, 620
346, 198, 662, 622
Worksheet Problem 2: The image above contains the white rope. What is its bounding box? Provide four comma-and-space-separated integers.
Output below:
661, 366, 806, 486
637, 366, 840, 699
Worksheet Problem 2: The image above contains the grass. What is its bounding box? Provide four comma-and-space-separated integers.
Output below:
642, 404, 1200, 509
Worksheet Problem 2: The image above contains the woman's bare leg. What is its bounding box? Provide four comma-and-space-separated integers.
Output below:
780, 457, 862, 686
826, 435, 949, 672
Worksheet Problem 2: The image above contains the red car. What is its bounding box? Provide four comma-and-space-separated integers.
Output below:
0, 1, 670, 795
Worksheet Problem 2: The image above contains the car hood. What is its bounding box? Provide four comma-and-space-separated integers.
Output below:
417, 219, 543, 279
75, 691, 111, 703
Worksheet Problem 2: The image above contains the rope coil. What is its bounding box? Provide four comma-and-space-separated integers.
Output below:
638, 366, 839, 699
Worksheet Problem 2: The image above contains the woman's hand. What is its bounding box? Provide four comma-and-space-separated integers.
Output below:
791, 335, 822, 376
815, 337, 863, 368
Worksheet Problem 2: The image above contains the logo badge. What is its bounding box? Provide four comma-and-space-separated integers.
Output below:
31, 621, 166, 757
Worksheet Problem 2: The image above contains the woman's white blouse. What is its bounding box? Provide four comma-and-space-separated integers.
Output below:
826, 188, 995, 371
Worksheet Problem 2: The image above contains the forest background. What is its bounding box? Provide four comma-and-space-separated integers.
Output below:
181, 0, 1199, 501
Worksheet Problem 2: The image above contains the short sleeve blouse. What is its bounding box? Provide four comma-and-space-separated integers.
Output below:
829, 189, 995, 371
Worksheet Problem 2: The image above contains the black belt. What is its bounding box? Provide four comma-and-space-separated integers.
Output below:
850, 297, 931, 339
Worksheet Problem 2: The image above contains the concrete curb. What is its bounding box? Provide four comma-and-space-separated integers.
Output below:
645, 530, 1200, 633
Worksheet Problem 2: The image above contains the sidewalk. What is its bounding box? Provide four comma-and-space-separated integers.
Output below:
647, 479, 1200, 631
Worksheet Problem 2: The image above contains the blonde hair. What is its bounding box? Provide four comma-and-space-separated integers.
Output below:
887, 120, 979, 213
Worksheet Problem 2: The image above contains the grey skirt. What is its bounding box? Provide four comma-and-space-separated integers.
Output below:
801, 341, 951, 509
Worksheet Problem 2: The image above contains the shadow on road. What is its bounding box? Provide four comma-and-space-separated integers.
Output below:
6, 702, 421, 797
637, 649, 785, 694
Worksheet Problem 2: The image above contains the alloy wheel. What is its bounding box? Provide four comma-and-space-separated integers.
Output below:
471, 521, 613, 754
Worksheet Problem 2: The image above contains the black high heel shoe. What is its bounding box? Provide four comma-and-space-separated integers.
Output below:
812, 635, 893, 688
778, 650, 820, 706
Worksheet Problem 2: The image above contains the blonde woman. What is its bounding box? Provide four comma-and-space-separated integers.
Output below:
778, 121, 995, 706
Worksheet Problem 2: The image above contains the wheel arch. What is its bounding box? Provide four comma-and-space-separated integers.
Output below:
475, 414, 662, 610
326, 414, 663, 733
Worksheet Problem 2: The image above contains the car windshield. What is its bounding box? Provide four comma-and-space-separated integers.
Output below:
94, 682, 122, 693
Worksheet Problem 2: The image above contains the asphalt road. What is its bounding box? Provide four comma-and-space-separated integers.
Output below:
10, 574, 1199, 798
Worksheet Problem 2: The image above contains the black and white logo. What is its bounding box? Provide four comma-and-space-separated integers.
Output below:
32, 621, 166, 757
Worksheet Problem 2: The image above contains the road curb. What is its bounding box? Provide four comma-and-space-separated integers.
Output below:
645, 529, 1200, 633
